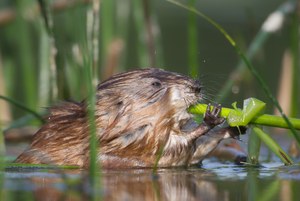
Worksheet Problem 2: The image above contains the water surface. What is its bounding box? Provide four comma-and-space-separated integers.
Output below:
2, 160, 300, 201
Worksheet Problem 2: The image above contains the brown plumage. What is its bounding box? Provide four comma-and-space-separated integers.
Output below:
16, 68, 241, 168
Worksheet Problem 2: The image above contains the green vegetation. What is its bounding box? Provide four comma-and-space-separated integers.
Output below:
190, 99, 300, 130
170, 0, 299, 166
0, 0, 299, 199
190, 98, 298, 165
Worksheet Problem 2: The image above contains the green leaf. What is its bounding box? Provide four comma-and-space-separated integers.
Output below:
253, 126, 293, 165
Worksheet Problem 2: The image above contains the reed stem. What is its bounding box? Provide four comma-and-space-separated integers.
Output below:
190, 103, 300, 130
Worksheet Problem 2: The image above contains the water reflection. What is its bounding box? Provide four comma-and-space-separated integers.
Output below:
102, 168, 220, 201
2, 162, 300, 201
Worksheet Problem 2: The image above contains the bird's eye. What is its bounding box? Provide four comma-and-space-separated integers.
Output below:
151, 81, 162, 88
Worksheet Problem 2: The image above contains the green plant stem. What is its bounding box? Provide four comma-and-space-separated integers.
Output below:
38, 18, 51, 107
15, 0, 37, 110
37, 0, 57, 104
86, 2, 101, 197
90, 0, 100, 82
0, 95, 44, 123
290, 7, 300, 118
252, 115, 300, 129
142, 0, 156, 67
37, 0, 53, 36
3, 112, 47, 131
84, 58, 100, 197
190, 104, 300, 130
100, 0, 115, 70
115, 0, 130, 72
247, 127, 261, 165
152, 144, 164, 174
253, 126, 293, 165
132, 0, 149, 67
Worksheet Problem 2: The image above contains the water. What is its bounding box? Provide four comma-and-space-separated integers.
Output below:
2, 160, 300, 201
